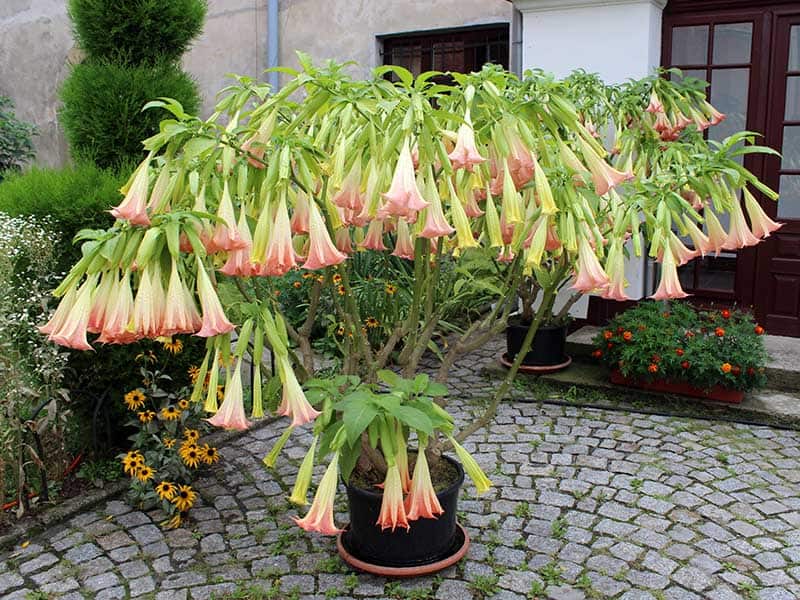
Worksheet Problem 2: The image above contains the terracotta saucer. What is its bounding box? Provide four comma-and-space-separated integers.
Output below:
499, 353, 572, 374
336, 523, 470, 578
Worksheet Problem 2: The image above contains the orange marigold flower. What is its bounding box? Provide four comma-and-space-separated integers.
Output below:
721, 309, 731, 319
721, 362, 732, 373
648, 363, 658, 373
607, 342, 614, 349
603, 330, 613, 340
591, 349, 602, 358
715, 327, 725, 337
622, 331, 633, 342
754, 325, 764, 335
675, 348, 684, 356
681, 360, 690, 369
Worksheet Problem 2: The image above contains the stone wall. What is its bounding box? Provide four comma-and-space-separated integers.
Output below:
0, 0, 511, 169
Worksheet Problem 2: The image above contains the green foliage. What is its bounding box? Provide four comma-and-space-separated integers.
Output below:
592, 300, 768, 391
68, 0, 207, 65
0, 96, 36, 179
59, 60, 200, 169
75, 457, 122, 487
0, 163, 125, 272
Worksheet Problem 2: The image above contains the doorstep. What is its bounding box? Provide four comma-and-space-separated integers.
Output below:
566, 326, 800, 393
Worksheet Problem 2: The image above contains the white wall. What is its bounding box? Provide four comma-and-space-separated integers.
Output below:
515, 0, 666, 314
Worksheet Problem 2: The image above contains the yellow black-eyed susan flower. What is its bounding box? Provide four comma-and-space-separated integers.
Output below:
161, 338, 183, 354
154, 481, 177, 501
160, 406, 181, 421
188, 365, 200, 383
162, 437, 176, 449
332, 273, 342, 284
138, 411, 157, 424
385, 283, 397, 295
135, 465, 155, 482
292, 281, 302, 289
123, 390, 146, 411
164, 513, 183, 529
199, 445, 219, 465
172, 485, 197, 512
121, 451, 143, 475
302, 272, 314, 279
181, 444, 201, 468
183, 428, 200, 443
177, 399, 190, 410
337, 285, 346, 296
365, 317, 379, 329
336, 325, 345, 336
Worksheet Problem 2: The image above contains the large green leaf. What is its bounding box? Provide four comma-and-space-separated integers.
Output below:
387, 405, 433, 435
341, 390, 379, 446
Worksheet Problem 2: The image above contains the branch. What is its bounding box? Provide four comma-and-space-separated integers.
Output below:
555, 291, 584, 322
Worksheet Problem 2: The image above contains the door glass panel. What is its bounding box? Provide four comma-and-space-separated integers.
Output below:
790, 26, 800, 71
709, 69, 749, 143
713, 23, 753, 65
783, 126, 800, 171
672, 26, 709, 65
786, 76, 800, 120
778, 175, 800, 219
698, 256, 736, 291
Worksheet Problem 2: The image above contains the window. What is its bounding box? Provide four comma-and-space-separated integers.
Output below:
380, 24, 510, 80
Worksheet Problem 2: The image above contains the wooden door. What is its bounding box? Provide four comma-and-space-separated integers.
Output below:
756, 11, 800, 336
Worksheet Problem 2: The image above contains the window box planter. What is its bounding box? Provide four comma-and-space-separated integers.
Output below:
609, 368, 744, 404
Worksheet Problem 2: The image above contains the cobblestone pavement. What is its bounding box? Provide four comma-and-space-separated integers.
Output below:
2, 345, 800, 600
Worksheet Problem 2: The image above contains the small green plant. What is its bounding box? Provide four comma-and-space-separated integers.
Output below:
538, 561, 564, 586
528, 580, 547, 598
468, 575, 499, 599
0, 96, 36, 178
76, 458, 122, 487
630, 478, 643, 492
514, 502, 531, 518
551, 516, 568, 540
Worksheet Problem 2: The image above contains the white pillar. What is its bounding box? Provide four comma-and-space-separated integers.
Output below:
514, 0, 666, 317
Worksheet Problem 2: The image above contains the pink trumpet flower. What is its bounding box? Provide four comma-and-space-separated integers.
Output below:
332, 160, 364, 213
576, 136, 633, 197
293, 452, 343, 535
40, 275, 97, 351
276, 354, 320, 426
111, 159, 151, 226
419, 174, 455, 239
391, 219, 415, 261
497, 246, 515, 263
162, 261, 202, 336
683, 217, 713, 257
195, 258, 235, 337
669, 232, 700, 266
448, 113, 486, 171
651, 246, 688, 300
743, 188, 782, 238
572, 237, 610, 293
405, 449, 444, 521
97, 272, 138, 344
334, 228, 353, 254
545, 224, 562, 251
360, 220, 387, 251
601, 242, 629, 301
87, 271, 115, 333
654, 112, 672, 133
206, 358, 251, 430
723, 198, 761, 250
290, 191, 310, 234
702, 100, 726, 126
302, 200, 347, 270
219, 207, 256, 277
507, 136, 535, 189
260, 193, 300, 276
705, 209, 728, 256
646, 91, 664, 114
132, 265, 166, 339
377, 464, 410, 532
379, 139, 429, 220
208, 183, 248, 253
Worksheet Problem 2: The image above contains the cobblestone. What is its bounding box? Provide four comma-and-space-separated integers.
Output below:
2, 340, 800, 598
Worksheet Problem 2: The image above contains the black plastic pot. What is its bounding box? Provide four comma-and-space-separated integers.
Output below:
341, 455, 465, 568
506, 317, 568, 366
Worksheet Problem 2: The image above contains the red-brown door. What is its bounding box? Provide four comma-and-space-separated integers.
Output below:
756, 11, 800, 336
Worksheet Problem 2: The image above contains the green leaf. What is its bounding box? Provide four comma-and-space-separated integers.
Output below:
376, 369, 401, 387
339, 440, 361, 484
183, 137, 217, 160
387, 405, 433, 435
341, 391, 379, 446
424, 382, 448, 397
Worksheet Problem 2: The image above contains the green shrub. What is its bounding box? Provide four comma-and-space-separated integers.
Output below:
0, 96, 36, 179
0, 163, 125, 272
68, 0, 208, 65
59, 60, 200, 169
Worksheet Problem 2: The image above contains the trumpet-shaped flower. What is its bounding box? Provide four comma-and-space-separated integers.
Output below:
576, 136, 633, 196
219, 207, 255, 277
651, 246, 689, 300
276, 354, 320, 426
195, 258, 235, 337
701, 100, 726, 126
40, 275, 97, 351
290, 436, 317, 506
332, 160, 364, 213
448, 436, 492, 494
533, 156, 558, 215
290, 191, 310, 234
601, 241, 629, 301
450, 186, 479, 250
448, 112, 486, 171
132, 265, 166, 339
162, 261, 202, 335
334, 228, 353, 254
111, 159, 151, 226
376, 464, 410, 531
302, 200, 347, 270
704, 209, 728, 256
293, 453, 342, 535
380, 139, 429, 221
722, 198, 761, 250
524, 215, 548, 269
483, 194, 503, 248
683, 217, 713, 257
419, 174, 455, 239
507, 135, 535, 189
571, 237, 610, 293
405, 448, 444, 520
645, 91, 664, 114
669, 232, 700, 266
743, 188, 782, 238
497, 246, 515, 263
87, 271, 115, 333
208, 183, 248, 253
97, 272, 138, 344
259, 192, 300, 276
206, 358, 251, 430
359, 220, 387, 251
391, 219, 415, 261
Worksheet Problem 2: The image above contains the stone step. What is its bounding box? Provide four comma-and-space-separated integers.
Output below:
566, 325, 800, 393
